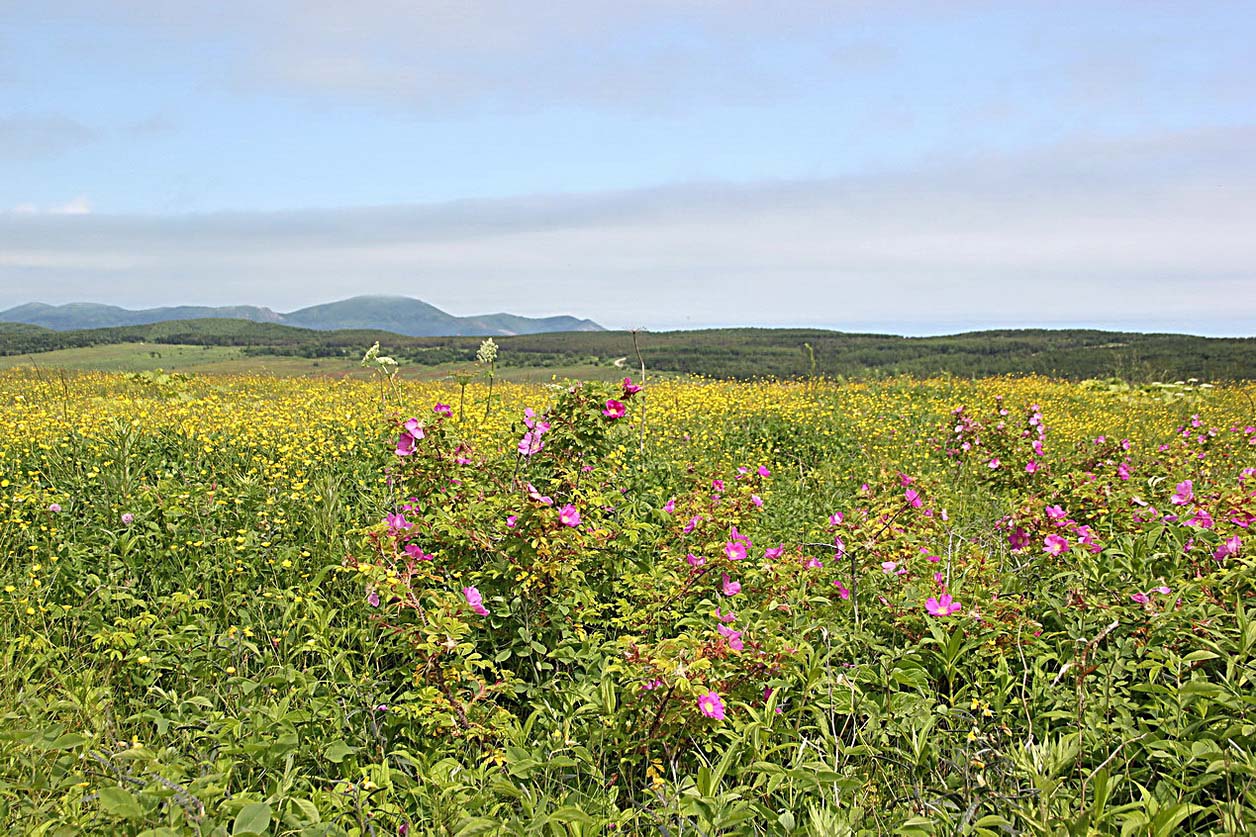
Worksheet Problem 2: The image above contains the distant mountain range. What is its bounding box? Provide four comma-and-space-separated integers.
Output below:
0, 295, 604, 337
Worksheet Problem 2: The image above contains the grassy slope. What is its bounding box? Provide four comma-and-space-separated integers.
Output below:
0, 342, 622, 382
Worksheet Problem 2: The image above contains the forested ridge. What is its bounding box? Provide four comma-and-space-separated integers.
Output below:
1, 319, 1251, 380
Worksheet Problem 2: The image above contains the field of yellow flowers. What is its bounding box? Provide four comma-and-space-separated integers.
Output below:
1, 367, 1253, 835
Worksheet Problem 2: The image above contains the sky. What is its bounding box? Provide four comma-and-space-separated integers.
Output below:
1, 1, 1254, 335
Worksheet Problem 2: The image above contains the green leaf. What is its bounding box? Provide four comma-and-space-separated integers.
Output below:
547, 805, 594, 825
233, 801, 273, 835
454, 816, 500, 837
324, 741, 354, 763
98, 786, 143, 819
287, 797, 321, 826
43, 733, 90, 750
1182, 650, 1220, 663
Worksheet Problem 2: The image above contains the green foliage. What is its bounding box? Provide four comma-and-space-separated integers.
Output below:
2, 320, 1255, 381
1, 373, 1254, 834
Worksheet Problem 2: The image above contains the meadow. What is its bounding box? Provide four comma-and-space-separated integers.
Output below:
0, 343, 618, 384
0, 364, 1253, 835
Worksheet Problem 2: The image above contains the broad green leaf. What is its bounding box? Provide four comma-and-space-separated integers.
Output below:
98, 786, 143, 819
233, 801, 273, 835
324, 741, 354, 763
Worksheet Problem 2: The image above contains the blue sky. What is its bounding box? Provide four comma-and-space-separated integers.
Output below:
1, 1, 1253, 334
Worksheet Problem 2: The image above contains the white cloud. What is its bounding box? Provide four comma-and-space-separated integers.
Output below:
6, 195, 92, 215
52, 196, 92, 215
0, 126, 1252, 333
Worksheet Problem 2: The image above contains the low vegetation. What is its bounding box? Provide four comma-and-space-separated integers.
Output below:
1, 364, 1253, 833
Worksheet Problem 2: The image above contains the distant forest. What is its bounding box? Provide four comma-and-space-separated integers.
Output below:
1, 319, 1253, 381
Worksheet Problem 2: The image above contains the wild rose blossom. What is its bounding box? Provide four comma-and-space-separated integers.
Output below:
698, 691, 726, 720
517, 431, 545, 456
384, 512, 412, 532
721, 573, 741, 596
622, 377, 642, 395
396, 418, 424, 456
1185, 508, 1214, 529
602, 399, 626, 419
517, 409, 550, 456
1215, 535, 1242, 562
1076, 525, 1102, 553
1043, 534, 1069, 556
395, 432, 417, 456
925, 594, 962, 616
559, 504, 581, 527
1170, 480, 1194, 506
1131, 586, 1172, 605
724, 540, 747, 561
409, 540, 439, 560
433, 403, 453, 417
462, 586, 490, 616
404, 544, 434, 561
